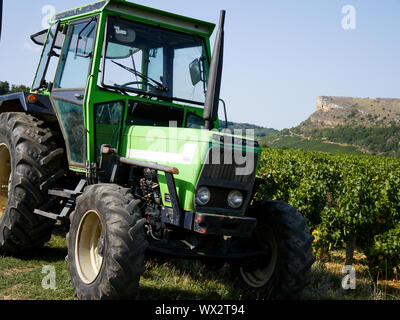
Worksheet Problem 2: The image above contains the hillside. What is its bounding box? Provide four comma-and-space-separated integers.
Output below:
263, 96, 400, 157
220, 121, 278, 138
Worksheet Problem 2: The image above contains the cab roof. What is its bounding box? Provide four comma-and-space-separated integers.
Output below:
50, 0, 216, 37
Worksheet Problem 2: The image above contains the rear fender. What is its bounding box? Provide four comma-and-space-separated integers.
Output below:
0, 92, 55, 115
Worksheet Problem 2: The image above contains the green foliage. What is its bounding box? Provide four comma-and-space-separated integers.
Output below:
256, 148, 400, 278
348, 109, 358, 118
364, 225, 400, 279
261, 135, 364, 155
0, 81, 30, 95
308, 125, 400, 157
0, 81, 10, 95
280, 128, 290, 135
9, 84, 30, 93
261, 123, 400, 158
219, 121, 278, 138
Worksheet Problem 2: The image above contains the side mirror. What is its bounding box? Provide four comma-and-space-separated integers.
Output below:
189, 58, 202, 86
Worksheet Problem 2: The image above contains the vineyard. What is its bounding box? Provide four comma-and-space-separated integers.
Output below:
255, 148, 400, 279
1, 148, 400, 299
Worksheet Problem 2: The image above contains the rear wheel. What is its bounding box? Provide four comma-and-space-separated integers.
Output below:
0, 112, 65, 254
67, 184, 148, 300
0, 143, 11, 221
231, 200, 315, 299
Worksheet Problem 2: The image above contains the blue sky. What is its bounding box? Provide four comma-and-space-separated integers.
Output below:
0, 0, 399, 130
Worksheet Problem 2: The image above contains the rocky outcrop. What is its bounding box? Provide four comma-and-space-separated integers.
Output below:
301, 96, 400, 129
316, 96, 344, 112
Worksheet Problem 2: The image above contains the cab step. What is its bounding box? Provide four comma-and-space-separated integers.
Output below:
34, 179, 87, 221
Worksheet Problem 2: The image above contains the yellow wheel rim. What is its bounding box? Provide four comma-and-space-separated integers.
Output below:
75, 210, 104, 284
239, 226, 278, 288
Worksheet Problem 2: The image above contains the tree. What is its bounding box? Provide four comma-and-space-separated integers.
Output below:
0, 81, 10, 95
9, 84, 30, 93
0, 81, 30, 95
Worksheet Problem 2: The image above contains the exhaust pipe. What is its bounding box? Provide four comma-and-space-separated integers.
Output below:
203, 10, 225, 130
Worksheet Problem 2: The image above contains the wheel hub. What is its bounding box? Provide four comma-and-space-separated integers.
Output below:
239, 225, 278, 288
75, 210, 104, 284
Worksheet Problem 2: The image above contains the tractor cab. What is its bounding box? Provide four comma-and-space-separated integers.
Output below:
30, 0, 218, 170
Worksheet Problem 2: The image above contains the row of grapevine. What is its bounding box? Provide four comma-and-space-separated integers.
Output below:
255, 148, 400, 278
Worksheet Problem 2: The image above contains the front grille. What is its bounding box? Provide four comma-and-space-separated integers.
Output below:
202, 163, 253, 185
199, 146, 258, 189
194, 145, 258, 213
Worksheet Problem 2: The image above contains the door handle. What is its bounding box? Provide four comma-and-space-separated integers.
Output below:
74, 93, 84, 100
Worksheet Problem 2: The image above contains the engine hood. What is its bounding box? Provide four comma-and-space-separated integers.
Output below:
119, 125, 261, 212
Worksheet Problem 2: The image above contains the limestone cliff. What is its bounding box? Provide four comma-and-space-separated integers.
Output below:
301, 96, 400, 130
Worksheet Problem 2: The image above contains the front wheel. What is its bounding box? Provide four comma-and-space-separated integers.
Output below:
67, 184, 148, 300
231, 200, 315, 299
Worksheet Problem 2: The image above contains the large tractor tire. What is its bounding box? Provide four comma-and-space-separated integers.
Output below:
231, 200, 315, 300
0, 112, 65, 254
67, 184, 148, 300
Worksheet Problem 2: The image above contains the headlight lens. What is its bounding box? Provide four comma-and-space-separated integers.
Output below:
227, 190, 244, 209
195, 187, 211, 206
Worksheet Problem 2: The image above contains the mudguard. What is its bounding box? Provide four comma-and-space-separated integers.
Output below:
0, 92, 54, 115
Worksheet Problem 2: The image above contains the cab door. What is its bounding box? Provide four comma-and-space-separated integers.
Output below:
50, 18, 97, 169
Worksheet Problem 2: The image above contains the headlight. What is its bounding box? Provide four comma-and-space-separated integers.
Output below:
195, 187, 211, 206
227, 190, 244, 209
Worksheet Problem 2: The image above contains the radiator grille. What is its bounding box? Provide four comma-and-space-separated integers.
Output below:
200, 146, 257, 186
194, 145, 258, 213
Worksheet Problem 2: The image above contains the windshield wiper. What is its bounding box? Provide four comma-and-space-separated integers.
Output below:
111, 60, 169, 93
102, 82, 204, 106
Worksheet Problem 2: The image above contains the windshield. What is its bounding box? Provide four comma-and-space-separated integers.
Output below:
101, 16, 209, 105
32, 22, 59, 90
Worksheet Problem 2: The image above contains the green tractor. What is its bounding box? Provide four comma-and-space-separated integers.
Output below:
0, 0, 315, 299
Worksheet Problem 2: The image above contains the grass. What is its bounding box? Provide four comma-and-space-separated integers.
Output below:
0, 225, 399, 300
304, 251, 400, 300
0, 227, 74, 300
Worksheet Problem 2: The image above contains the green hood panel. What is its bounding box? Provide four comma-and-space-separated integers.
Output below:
120, 126, 261, 212
120, 126, 212, 211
